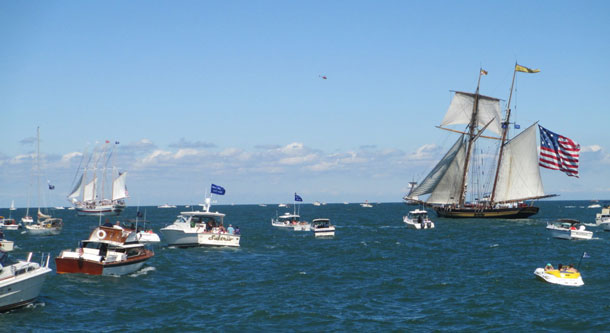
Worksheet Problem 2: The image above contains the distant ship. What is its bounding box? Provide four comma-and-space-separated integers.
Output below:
67, 141, 127, 216
405, 65, 555, 218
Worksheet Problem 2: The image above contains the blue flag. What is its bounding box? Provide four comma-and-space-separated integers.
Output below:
211, 184, 225, 195
583, 252, 590, 259
48, 184, 55, 190
294, 193, 303, 202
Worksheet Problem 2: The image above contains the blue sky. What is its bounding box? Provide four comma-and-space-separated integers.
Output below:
1, 1, 609, 207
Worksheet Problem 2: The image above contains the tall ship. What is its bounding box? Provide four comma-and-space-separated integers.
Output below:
67, 141, 128, 216
405, 65, 555, 218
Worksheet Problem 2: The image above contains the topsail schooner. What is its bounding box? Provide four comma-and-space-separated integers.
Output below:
406, 64, 556, 218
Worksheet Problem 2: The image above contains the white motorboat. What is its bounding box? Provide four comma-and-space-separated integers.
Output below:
588, 203, 601, 209
160, 197, 240, 247
313, 201, 321, 206
534, 266, 583, 287
157, 204, 176, 209
546, 219, 592, 240
0, 239, 14, 252
0, 216, 21, 231
55, 225, 154, 276
68, 141, 128, 216
360, 201, 373, 208
54, 206, 65, 210
271, 213, 299, 228
595, 206, 610, 231
403, 209, 435, 229
0, 251, 52, 312
271, 213, 310, 231
278, 203, 288, 208
311, 218, 335, 237
121, 212, 161, 244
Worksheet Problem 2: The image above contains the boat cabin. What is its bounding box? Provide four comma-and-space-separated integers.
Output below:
312, 218, 331, 228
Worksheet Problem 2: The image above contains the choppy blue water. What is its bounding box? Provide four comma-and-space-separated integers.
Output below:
2, 201, 610, 331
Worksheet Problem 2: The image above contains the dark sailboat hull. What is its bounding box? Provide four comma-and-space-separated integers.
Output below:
433, 206, 539, 219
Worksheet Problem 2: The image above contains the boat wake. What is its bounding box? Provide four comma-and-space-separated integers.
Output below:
130, 266, 156, 277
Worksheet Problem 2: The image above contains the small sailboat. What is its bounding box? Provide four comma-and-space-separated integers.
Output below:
23, 127, 63, 236
67, 141, 128, 216
405, 65, 556, 218
9, 200, 16, 211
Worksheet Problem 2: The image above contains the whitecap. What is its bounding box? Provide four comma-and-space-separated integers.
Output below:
130, 266, 156, 277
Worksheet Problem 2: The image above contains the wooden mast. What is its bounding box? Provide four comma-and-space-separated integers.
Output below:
490, 63, 518, 204
457, 70, 484, 207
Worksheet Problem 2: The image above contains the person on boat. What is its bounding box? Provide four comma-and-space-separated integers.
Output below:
227, 224, 235, 235
103, 219, 113, 227
566, 264, 578, 273
570, 225, 577, 230
544, 263, 554, 271
558, 264, 564, 272
0, 230, 4, 240
235, 226, 240, 235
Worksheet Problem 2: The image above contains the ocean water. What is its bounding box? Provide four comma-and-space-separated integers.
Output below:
2, 201, 610, 331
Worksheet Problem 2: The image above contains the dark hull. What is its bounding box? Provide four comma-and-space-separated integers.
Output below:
433, 206, 539, 219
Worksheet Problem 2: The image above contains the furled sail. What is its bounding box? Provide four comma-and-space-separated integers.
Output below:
67, 174, 84, 199
441, 91, 503, 135
83, 177, 97, 202
409, 135, 467, 204
112, 172, 128, 201
493, 123, 545, 202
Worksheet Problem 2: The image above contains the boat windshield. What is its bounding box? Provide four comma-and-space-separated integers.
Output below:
174, 215, 188, 224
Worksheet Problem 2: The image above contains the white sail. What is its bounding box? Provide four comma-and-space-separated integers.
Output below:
493, 123, 545, 202
112, 172, 128, 200
68, 174, 84, 199
83, 177, 97, 202
409, 135, 467, 204
441, 91, 503, 135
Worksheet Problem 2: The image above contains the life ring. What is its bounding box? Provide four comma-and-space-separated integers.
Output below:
97, 229, 107, 240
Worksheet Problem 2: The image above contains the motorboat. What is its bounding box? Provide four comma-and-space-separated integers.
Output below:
360, 201, 373, 208
54, 206, 65, 210
120, 214, 161, 244
0, 251, 52, 312
293, 221, 311, 231
160, 197, 240, 247
55, 225, 154, 276
534, 266, 583, 287
588, 203, 601, 209
271, 213, 310, 231
313, 201, 321, 206
0, 216, 21, 231
271, 213, 299, 228
546, 219, 592, 240
157, 204, 176, 209
0, 237, 14, 252
23, 211, 62, 236
278, 203, 288, 208
311, 218, 335, 237
403, 209, 435, 229
595, 206, 610, 231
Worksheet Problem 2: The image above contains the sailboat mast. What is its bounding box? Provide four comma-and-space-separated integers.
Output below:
457, 70, 484, 206
36, 127, 41, 214
490, 64, 518, 204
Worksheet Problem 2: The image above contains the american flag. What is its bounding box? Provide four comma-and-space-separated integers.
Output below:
539, 125, 580, 177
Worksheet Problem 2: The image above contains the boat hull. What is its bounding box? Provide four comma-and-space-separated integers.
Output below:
433, 206, 539, 219
547, 228, 593, 240
0, 267, 51, 312
55, 250, 154, 276
161, 228, 240, 247
534, 268, 583, 286
75, 204, 125, 216
25, 225, 61, 236
313, 227, 335, 237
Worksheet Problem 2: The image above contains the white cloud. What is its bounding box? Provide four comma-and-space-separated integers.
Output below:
410, 144, 439, 160
61, 152, 83, 163
279, 153, 317, 165
581, 145, 602, 153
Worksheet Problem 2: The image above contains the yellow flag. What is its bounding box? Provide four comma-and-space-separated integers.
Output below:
480, 69, 488, 75
515, 64, 540, 73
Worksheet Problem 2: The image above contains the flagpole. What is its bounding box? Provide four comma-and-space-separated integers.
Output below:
577, 252, 587, 270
